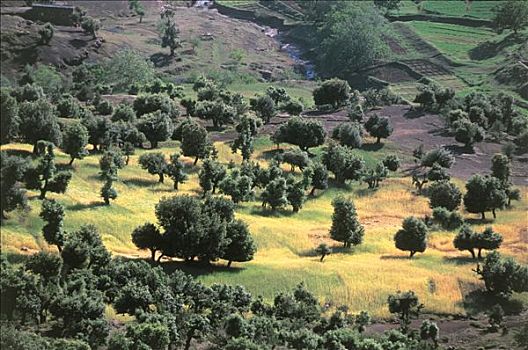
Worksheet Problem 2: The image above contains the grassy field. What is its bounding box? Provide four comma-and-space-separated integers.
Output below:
2, 138, 526, 318
396, 0, 501, 19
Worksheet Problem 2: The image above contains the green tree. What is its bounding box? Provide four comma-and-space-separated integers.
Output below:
1, 88, 19, 144
261, 177, 288, 210
179, 120, 212, 165
199, 158, 227, 195
313, 78, 351, 108
362, 161, 388, 189
0, 152, 29, 220
382, 155, 400, 171
99, 148, 124, 205
315, 243, 331, 262
453, 225, 478, 259
304, 162, 328, 196
494, 0, 528, 34
136, 111, 174, 149
25, 142, 72, 199
364, 114, 393, 144
62, 122, 89, 165
463, 174, 508, 219
329, 196, 364, 248
133, 93, 173, 117
332, 122, 363, 148
387, 291, 423, 333
132, 223, 163, 262
281, 149, 311, 172
38, 23, 54, 45
394, 217, 428, 258
159, 7, 180, 56
219, 169, 254, 204
166, 153, 187, 190
40, 199, 65, 252
322, 143, 365, 184
231, 115, 262, 161
222, 220, 256, 267
428, 180, 462, 211
250, 95, 276, 124
453, 118, 484, 148
138, 152, 167, 183
286, 179, 307, 213
419, 320, 439, 348
421, 148, 455, 168
195, 100, 235, 129
476, 251, 528, 296
18, 99, 62, 153
81, 16, 100, 39
273, 116, 326, 153
474, 226, 503, 259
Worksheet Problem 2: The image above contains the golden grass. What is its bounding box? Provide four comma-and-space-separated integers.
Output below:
1, 142, 527, 317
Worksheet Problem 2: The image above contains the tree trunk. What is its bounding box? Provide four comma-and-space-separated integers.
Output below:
139, 16, 143, 23
159, 173, 164, 183
212, 184, 217, 194
227, 260, 232, 267
184, 335, 192, 350
478, 248, 482, 259
320, 254, 325, 262
56, 244, 62, 253
310, 187, 316, 196
39, 185, 47, 200
150, 249, 156, 262
69, 157, 75, 165
377, 136, 381, 144
93, 144, 98, 152
481, 212, 486, 220
194, 157, 199, 165
492, 208, 496, 219
157, 254, 164, 263
469, 249, 475, 259
410, 251, 416, 258
174, 181, 178, 190
33, 142, 38, 154
151, 140, 158, 149
1, 211, 7, 221
126, 155, 130, 165
104, 197, 110, 205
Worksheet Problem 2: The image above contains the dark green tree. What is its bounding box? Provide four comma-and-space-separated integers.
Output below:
179, 120, 212, 165
476, 251, 528, 296
304, 162, 328, 196
159, 7, 181, 56
273, 116, 326, 153
493, 0, 528, 34
362, 161, 388, 189
136, 111, 174, 149
313, 79, 350, 108
329, 196, 364, 248
222, 220, 256, 267
387, 290, 423, 334
231, 115, 262, 161
138, 152, 167, 183
463, 174, 508, 219
0, 152, 29, 220
199, 158, 227, 195
394, 217, 428, 258
18, 99, 62, 153
62, 122, 89, 165
364, 114, 393, 144
286, 179, 307, 213
166, 153, 187, 190
475, 226, 503, 259
40, 199, 65, 252
322, 143, 365, 184
332, 122, 363, 148
428, 180, 462, 211
38, 23, 54, 45
1, 88, 19, 144
219, 169, 254, 204
81, 16, 101, 39
382, 155, 400, 172
315, 243, 331, 262
261, 177, 288, 210
250, 94, 276, 124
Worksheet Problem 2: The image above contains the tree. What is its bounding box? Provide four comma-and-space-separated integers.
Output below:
99, 148, 124, 205
25, 142, 72, 199
476, 251, 528, 296
421, 148, 455, 168
18, 99, 62, 153
199, 158, 226, 195
0, 152, 29, 220
414, 86, 436, 110
250, 95, 276, 124
387, 291, 423, 334
315, 243, 331, 262
364, 114, 393, 144
82, 114, 111, 152
138, 152, 167, 183
304, 162, 328, 196
491, 153, 510, 185
133, 93, 174, 117
474, 226, 503, 259
62, 122, 89, 165
322, 143, 365, 184
316, 4, 388, 78
382, 155, 400, 171
374, 0, 401, 13
453, 118, 484, 148
261, 177, 288, 210
493, 0, 528, 35
419, 320, 439, 348
426, 163, 450, 182
25, 251, 62, 281
273, 117, 326, 153
313, 78, 351, 108
347, 103, 364, 123
195, 100, 235, 129
40, 199, 65, 252
112, 104, 136, 123
219, 169, 253, 204
332, 123, 362, 148
179, 120, 212, 165
428, 180, 461, 211
166, 153, 187, 190
453, 225, 477, 259
329, 196, 364, 248
286, 179, 307, 213
1, 88, 19, 144
432, 207, 463, 230
56, 94, 82, 118
159, 7, 181, 56
231, 115, 262, 161
81, 16, 100, 39
281, 149, 311, 172
463, 174, 508, 219
38, 23, 54, 45
136, 111, 174, 149
362, 161, 388, 189
126, 322, 170, 350
394, 217, 427, 258
222, 220, 256, 267
280, 99, 304, 116
12, 83, 44, 103
132, 223, 163, 262
129, 0, 145, 23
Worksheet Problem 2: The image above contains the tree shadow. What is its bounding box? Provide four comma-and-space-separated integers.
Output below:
298, 244, 353, 258
69, 38, 89, 49
249, 206, 295, 217
465, 218, 495, 225
67, 201, 105, 211
444, 144, 476, 155
460, 289, 524, 316
160, 259, 245, 277
443, 255, 478, 266
2, 149, 33, 158
403, 109, 426, 119
355, 187, 378, 197
149, 52, 173, 68
360, 143, 384, 152
259, 148, 283, 161
469, 33, 525, 61
122, 178, 157, 187
379, 254, 412, 260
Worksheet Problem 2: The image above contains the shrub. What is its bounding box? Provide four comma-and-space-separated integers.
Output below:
432, 207, 463, 230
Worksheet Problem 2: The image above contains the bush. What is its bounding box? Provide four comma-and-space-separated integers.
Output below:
38, 23, 54, 45
96, 100, 113, 115
432, 207, 463, 230
332, 123, 362, 148
313, 78, 350, 108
